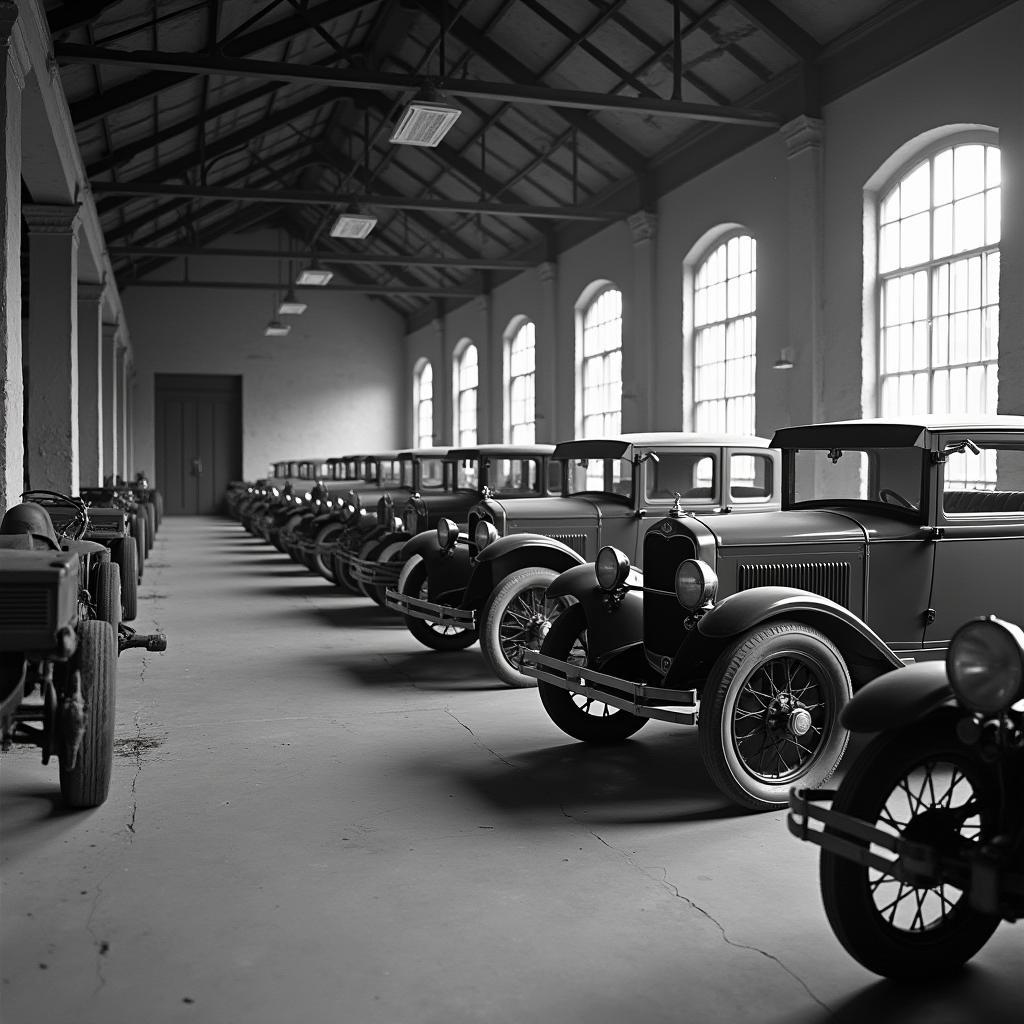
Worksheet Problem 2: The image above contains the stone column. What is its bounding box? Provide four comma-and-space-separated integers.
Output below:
77, 281, 104, 486
536, 260, 559, 443
117, 343, 128, 481
102, 322, 118, 482
475, 294, 494, 443
780, 115, 825, 429
997, 62, 1024, 414
0, 3, 28, 510
430, 317, 447, 445
24, 203, 82, 494
625, 210, 657, 432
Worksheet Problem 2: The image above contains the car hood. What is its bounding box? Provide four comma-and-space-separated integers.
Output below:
690, 506, 923, 547
484, 494, 632, 525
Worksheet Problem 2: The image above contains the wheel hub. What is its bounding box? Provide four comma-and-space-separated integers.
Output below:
766, 692, 813, 736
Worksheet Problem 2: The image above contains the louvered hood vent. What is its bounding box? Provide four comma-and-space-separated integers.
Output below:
736, 561, 851, 606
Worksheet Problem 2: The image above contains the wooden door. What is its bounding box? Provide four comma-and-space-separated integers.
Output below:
155, 374, 242, 515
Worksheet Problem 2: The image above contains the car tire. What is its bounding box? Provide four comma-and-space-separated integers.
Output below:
59, 620, 117, 809
142, 502, 155, 555
820, 717, 1000, 979
132, 514, 146, 578
537, 604, 648, 743
94, 560, 122, 630
479, 566, 569, 688
113, 538, 138, 621
153, 490, 164, 528
402, 561, 478, 651
699, 620, 852, 811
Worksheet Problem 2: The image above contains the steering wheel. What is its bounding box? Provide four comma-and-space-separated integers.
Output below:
21, 490, 89, 540
878, 487, 916, 510
22, 489, 84, 509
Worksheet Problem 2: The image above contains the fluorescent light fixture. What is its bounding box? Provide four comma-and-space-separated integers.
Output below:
389, 95, 462, 147
330, 209, 377, 239
296, 259, 333, 286
263, 319, 291, 337
277, 287, 308, 315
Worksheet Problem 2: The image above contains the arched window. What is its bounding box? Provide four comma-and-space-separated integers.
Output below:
580, 287, 622, 438
505, 319, 535, 443
453, 342, 478, 446
413, 361, 433, 447
693, 232, 756, 436
878, 141, 1000, 453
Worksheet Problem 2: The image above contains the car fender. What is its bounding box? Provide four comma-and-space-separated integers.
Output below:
840, 661, 956, 733
398, 533, 474, 595
546, 563, 645, 665
396, 553, 424, 594
399, 530, 442, 562
463, 534, 586, 610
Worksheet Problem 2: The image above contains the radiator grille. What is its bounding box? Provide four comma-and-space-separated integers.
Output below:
0, 586, 53, 631
642, 529, 698, 661
546, 532, 587, 557
736, 561, 851, 606
86, 519, 123, 536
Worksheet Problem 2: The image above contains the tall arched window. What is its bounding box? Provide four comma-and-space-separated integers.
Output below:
505, 319, 535, 443
414, 361, 433, 447
453, 342, 478, 446
878, 141, 1000, 437
580, 287, 622, 438
693, 232, 756, 436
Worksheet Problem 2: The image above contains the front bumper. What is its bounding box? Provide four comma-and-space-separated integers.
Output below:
521, 651, 698, 726
383, 588, 476, 627
350, 555, 402, 588
786, 787, 1024, 916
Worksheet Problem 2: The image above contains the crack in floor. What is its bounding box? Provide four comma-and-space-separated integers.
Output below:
559, 804, 836, 1018
444, 707, 518, 768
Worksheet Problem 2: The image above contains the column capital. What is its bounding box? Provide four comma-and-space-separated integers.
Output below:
78, 281, 106, 305
627, 210, 657, 245
24, 203, 82, 235
782, 115, 824, 159
475, 295, 489, 317
0, 3, 30, 91
538, 260, 557, 284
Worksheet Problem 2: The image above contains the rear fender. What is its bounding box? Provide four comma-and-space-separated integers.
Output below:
840, 661, 955, 733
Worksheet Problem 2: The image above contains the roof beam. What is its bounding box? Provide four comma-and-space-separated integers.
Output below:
90, 181, 628, 221
127, 279, 478, 298
47, 0, 125, 36
730, 0, 821, 61
55, 44, 780, 127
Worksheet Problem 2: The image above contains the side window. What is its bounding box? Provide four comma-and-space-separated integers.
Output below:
546, 459, 564, 495
645, 453, 715, 501
942, 445, 1024, 515
730, 453, 773, 501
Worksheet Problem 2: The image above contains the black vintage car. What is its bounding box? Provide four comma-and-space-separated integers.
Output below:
387, 433, 778, 687
525, 417, 1024, 810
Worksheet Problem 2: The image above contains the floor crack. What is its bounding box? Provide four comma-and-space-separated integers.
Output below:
559, 804, 836, 1018
444, 707, 518, 768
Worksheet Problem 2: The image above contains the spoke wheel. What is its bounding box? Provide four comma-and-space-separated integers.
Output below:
820, 717, 1000, 978
403, 562, 478, 651
700, 621, 851, 811
537, 604, 647, 743
480, 567, 569, 688
312, 523, 345, 581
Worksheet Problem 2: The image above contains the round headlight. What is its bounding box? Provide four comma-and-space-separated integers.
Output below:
392, 515, 404, 532
271, 487, 280, 497
437, 518, 459, 551
595, 546, 630, 591
675, 559, 718, 612
474, 520, 499, 551
325, 500, 333, 508
304, 491, 312, 501
947, 616, 1024, 714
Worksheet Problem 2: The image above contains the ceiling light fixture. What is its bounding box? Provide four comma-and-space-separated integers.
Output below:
296, 258, 333, 286
389, 89, 462, 147
277, 287, 308, 316
264, 319, 291, 337
330, 206, 378, 239
773, 347, 795, 370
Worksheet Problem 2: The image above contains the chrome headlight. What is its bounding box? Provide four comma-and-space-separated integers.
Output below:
947, 616, 1024, 714
474, 520, 498, 551
392, 516, 403, 532
271, 487, 280, 497
304, 491, 312, 501
404, 508, 420, 534
437, 518, 459, 551
675, 559, 718, 612
596, 546, 630, 591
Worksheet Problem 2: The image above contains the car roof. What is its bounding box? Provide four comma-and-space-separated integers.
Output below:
772, 416, 1024, 449
553, 433, 771, 459
445, 444, 556, 460
403, 447, 451, 458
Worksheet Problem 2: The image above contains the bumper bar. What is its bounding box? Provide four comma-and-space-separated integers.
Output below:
522, 651, 699, 726
350, 556, 402, 587
384, 588, 477, 627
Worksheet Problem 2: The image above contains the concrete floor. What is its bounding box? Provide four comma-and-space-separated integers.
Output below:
1, 517, 1021, 1024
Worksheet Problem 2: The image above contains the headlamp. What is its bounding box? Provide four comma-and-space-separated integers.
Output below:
675, 559, 718, 612
474, 520, 499, 551
437, 518, 459, 551
947, 616, 1024, 714
595, 546, 630, 591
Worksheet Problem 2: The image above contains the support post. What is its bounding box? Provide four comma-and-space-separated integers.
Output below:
625, 211, 657, 432
77, 281, 105, 486
102, 322, 118, 482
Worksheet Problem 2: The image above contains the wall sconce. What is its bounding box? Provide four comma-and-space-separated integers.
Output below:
773, 347, 795, 370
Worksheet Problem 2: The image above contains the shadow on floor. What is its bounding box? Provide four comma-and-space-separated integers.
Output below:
323, 648, 496, 690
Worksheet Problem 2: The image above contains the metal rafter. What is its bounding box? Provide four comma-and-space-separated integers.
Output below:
47, 0, 124, 36
730, 0, 820, 60
127, 279, 478, 298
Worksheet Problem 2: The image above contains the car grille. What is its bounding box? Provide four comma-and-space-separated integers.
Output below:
86, 519, 124, 537
545, 532, 586, 556
0, 586, 53, 632
736, 561, 851, 606
642, 529, 697, 664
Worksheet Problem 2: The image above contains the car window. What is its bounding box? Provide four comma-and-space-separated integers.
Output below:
420, 458, 447, 489
645, 452, 715, 501
379, 459, 403, 486
490, 458, 540, 495
730, 453, 774, 501
454, 458, 480, 490
942, 443, 1024, 515
566, 457, 633, 499
546, 459, 564, 495
791, 446, 924, 509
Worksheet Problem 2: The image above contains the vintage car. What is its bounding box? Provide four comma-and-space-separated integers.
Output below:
787, 614, 1024, 979
386, 433, 778, 687
255, 458, 330, 550
0, 505, 167, 809
525, 416, 1024, 811
350, 444, 557, 606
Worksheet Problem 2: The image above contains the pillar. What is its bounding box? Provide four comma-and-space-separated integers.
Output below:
117, 343, 128, 481
780, 115, 825, 429
102, 322, 118, 482
536, 260, 559, 443
625, 210, 657, 432
0, 3, 28, 510
474, 294, 496, 443
24, 203, 81, 494
77, 281, 104, 486
430, 317, 447, 445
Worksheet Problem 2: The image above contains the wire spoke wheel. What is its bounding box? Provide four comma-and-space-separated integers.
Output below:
404, 561, 477, 651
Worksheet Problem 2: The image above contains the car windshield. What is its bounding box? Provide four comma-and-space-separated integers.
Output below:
489, 458, 543, 495
789, 446, 924, 509
454, 458, 480, 490
645, 451, 715, 501
420, 458, 447, 489
565, 457, 632, 499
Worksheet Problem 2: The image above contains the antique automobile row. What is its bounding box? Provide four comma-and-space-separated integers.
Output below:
229, 415, 1024, 979
0, 484, 168, 810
